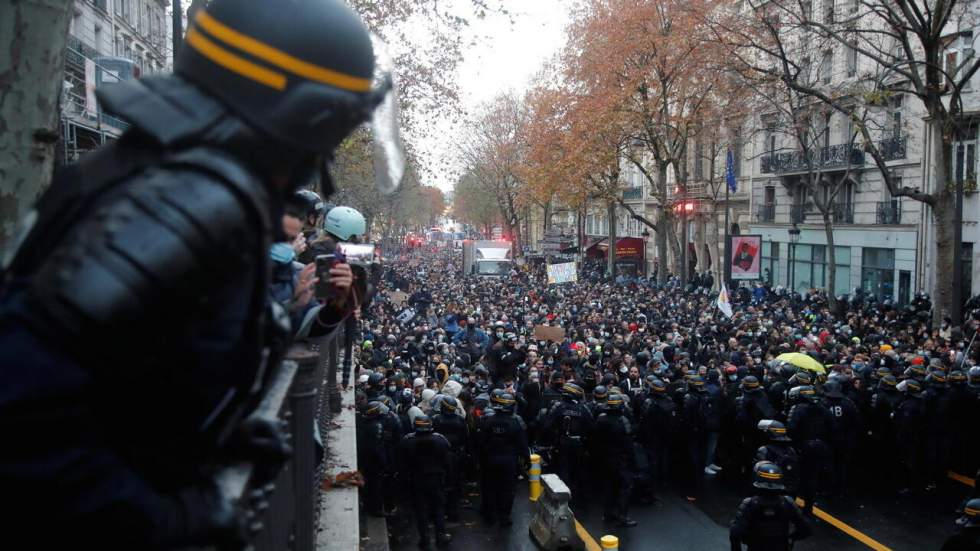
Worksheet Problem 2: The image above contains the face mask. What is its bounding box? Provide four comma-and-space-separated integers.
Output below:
270, 242, 295, 264
497, 332, 504, 338
388, 385, 396, 393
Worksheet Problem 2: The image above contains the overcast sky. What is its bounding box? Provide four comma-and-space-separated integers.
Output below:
419, 0, 571, 192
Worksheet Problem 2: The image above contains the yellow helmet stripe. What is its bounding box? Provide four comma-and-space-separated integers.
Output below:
186, 29, 286, 90
195, 10, 372, 93
758, 471, 783, 479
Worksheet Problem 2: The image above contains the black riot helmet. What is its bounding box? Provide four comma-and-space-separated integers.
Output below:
288, 189, 326, 222
413, 414, 434, 433
757, 419, 791, 442
176, 0, 400, 192
179, 0, 379, 153
752, 461, 786, 491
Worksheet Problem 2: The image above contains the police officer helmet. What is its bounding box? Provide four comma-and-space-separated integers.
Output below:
367, 372, 385, 390
604, 394, 626, 412
969, 366, 980, 384
949, 370, 967, 386
874, 366, 892, 380
779, 363, 798, 379
823, 379, 844, 399
593, 385, 609, 401
878, 374, 898, 389
490, 388, 507, 404
688, 375, 706, 391
561, 382, 585, 400
290, 189, 326, 220
648, 378, 667, 394
925, 371, 947, 386
740, 375, 761, 391
959, 498, 980, 528
177, 0, 387, 162
904, 365, 926, 380
362, 400, 384, 419
324, 206, 367, 242
413, 414, 434, 433
901, 378, 923, 396
787, 371, 812, 387
794, 385, 819, 402
439, 395, 459, 414
757, 419, 791, 442
492, 391, 517, 414
752, 461, 786, 491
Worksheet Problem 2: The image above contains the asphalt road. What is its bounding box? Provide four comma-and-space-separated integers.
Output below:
388, 469, 973, 550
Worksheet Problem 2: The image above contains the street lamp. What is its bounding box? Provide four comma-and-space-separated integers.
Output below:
788, 223, 801, 292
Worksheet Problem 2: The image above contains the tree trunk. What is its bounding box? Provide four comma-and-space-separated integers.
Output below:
668, 212, 682, 277
543, 199, 552, 235
932, 191, 956, 325
656, 211, 668, 283
0, 0, 74, 256
607, 200, 617, 277
823, 212, 838, 312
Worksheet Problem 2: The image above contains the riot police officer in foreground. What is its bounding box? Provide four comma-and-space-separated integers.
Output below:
432, 395, 468, 522
540, 382, 594, 504
730, 462, 811, 551
594, 394, 638, 527
787, 385, 834, 515
0, 0, 395, 546
941, 498, 980, 551
477, 391, 530, 527
397, 415, 453, 549
754, 420, 800, 498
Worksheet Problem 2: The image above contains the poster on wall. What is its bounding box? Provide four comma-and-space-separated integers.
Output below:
730, 235, 762, 280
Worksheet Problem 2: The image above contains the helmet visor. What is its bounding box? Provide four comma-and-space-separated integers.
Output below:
368, 34, 406, 195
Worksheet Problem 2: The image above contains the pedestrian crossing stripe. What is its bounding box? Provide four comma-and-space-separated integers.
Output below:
948, 471, 976, 488
794, 498, 893, 551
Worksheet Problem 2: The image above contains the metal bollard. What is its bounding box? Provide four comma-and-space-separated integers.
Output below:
529, 454, 542, 501
601, 535, 619, 550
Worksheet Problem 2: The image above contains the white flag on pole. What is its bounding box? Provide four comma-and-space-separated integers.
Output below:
717, 282, 734, 318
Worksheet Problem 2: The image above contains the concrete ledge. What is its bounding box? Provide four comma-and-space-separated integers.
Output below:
316, 387, 359, 550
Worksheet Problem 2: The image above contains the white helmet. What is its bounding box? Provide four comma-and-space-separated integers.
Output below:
324, 206, 366, 241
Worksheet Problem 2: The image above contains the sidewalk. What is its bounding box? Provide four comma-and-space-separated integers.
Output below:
316, 387, 360, 550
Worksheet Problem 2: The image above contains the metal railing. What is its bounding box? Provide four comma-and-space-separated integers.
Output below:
878, 134, 907, 161
621, 187, 643, 201
755, 204, 776, 222
877, 200, 902, 224
191, 329, 346, 551
761, 143, 865, 173
832, 202, 854, 223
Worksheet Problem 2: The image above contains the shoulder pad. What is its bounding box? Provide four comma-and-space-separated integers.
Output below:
25, 165, 266, 357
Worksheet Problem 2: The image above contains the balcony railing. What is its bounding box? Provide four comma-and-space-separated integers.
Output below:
755, 204, 776, 222
622, 187, 643, 201
878, 135, 907, 161
761, 143, 865, 174
790, 204, 806, 223
877, 200, 902, 224
832, 202, 854, 223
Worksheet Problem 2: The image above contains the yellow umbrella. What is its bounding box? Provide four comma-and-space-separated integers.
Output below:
776, 352, 827, 374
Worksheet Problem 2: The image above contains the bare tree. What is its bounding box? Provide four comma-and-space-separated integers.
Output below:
713, 0, 980, 324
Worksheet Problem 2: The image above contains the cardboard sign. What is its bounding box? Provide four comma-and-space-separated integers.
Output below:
389, 290, 409, 307
547, 262, 578, 284
533, 324, 566, 343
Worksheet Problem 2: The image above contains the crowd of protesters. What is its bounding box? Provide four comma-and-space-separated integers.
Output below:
351, 241, 980, 550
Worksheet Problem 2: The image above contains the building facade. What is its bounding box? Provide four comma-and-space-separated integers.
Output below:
60, 0, 170, 164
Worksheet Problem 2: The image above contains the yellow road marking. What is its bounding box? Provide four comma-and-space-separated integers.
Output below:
794, 498, 893, 551
949, 471, 977, 488
575, 518, 602, 551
